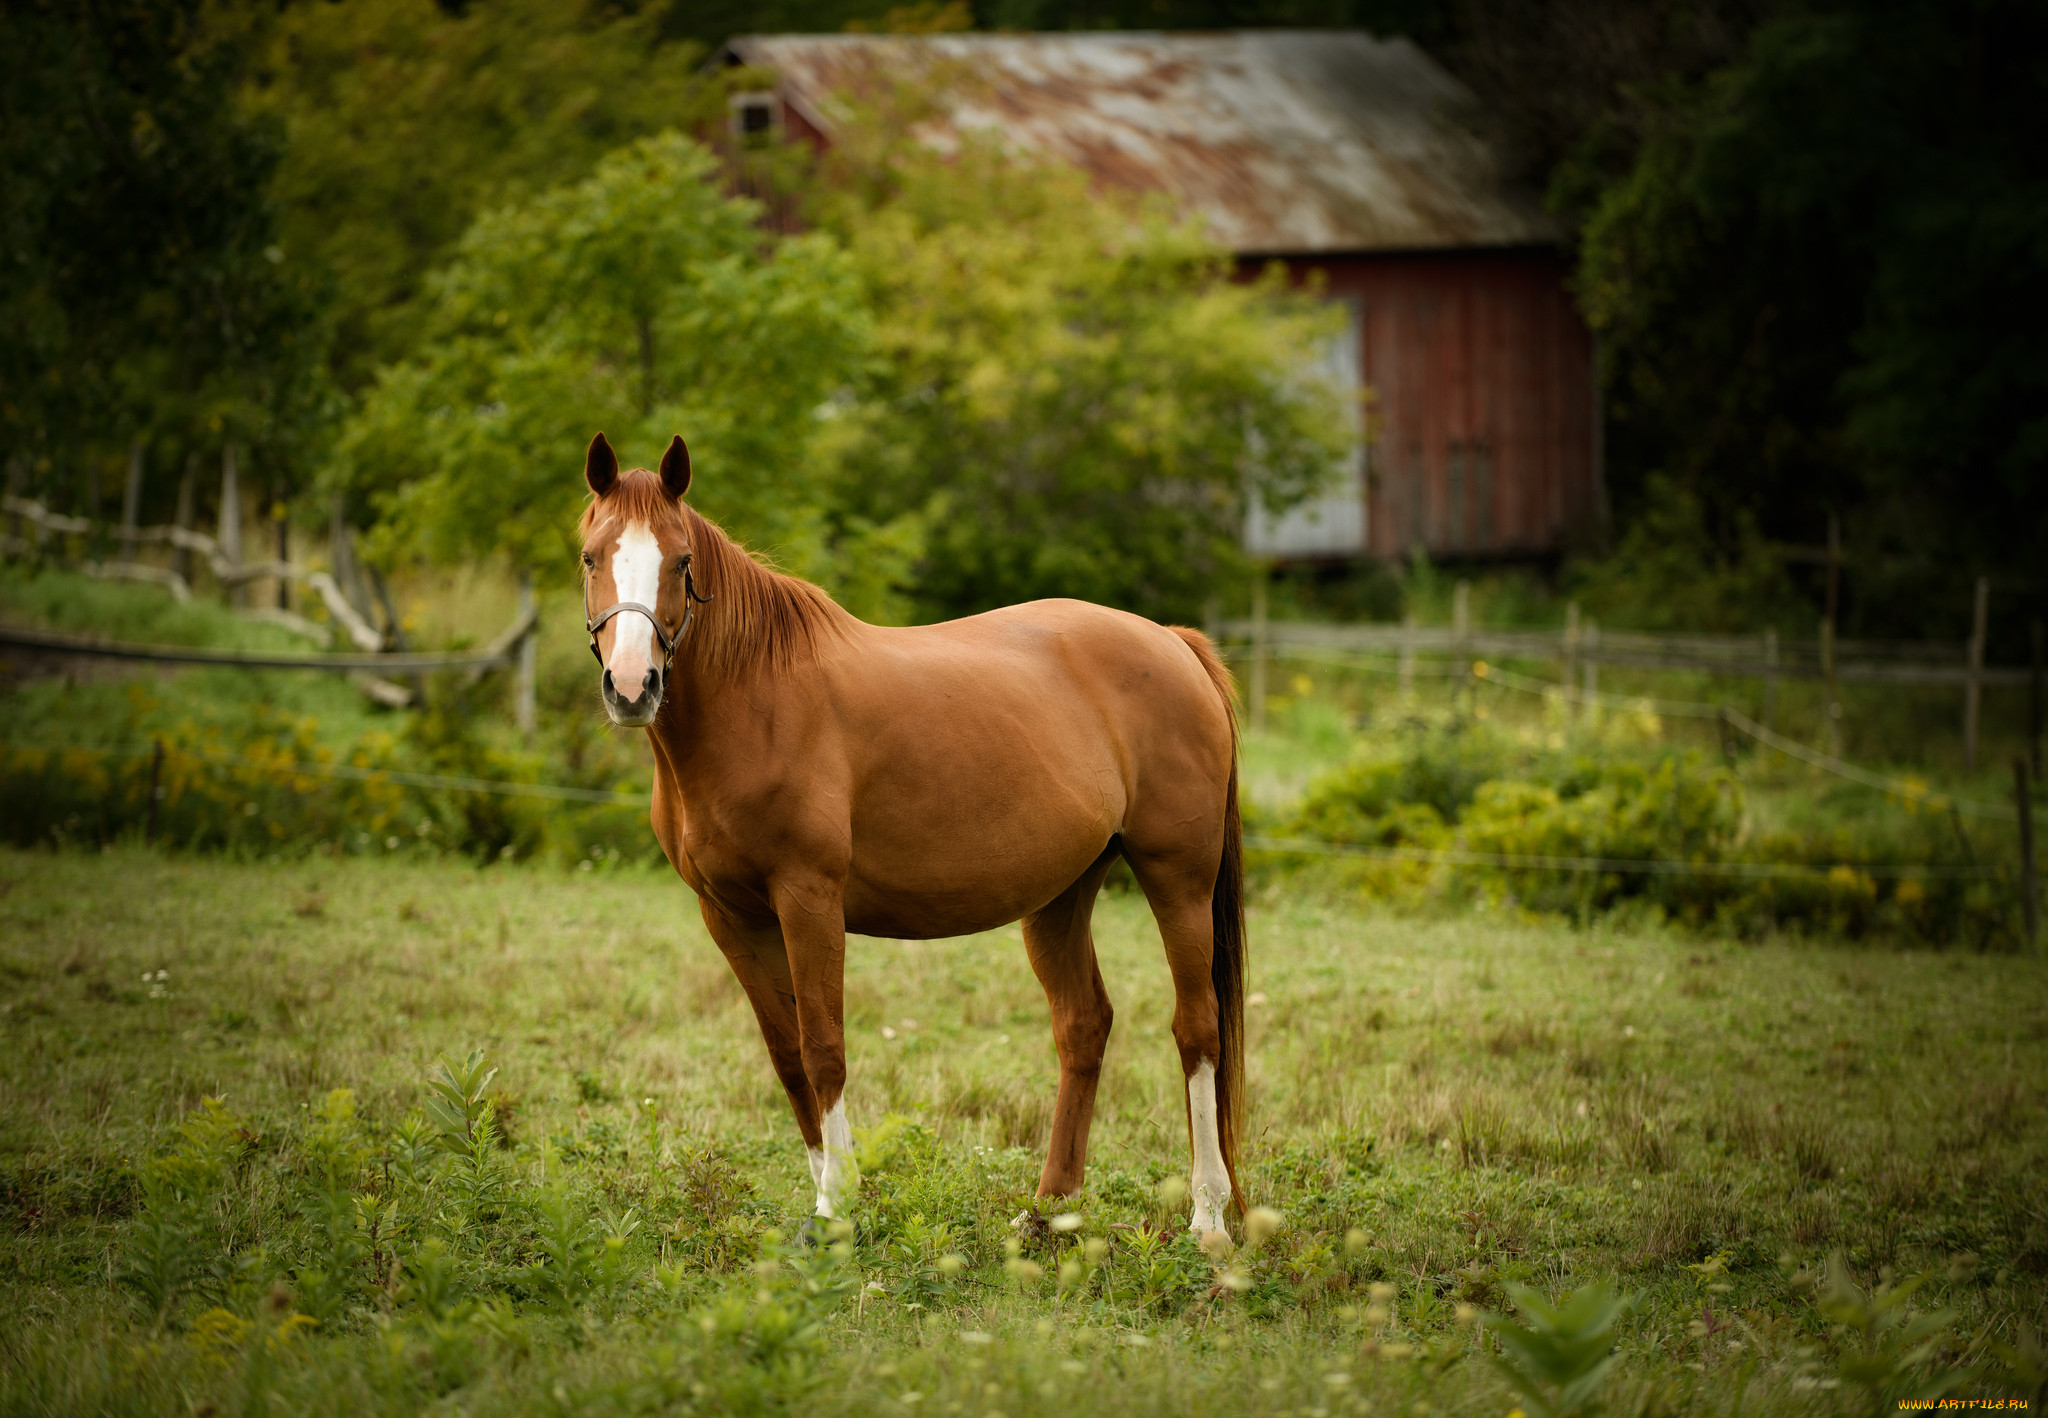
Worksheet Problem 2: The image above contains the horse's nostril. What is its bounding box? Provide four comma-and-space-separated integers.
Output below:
642, 670, 660, 699
602, 669, 616, 697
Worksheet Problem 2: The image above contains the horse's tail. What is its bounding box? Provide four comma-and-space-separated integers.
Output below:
1170, 627, 1249, 1216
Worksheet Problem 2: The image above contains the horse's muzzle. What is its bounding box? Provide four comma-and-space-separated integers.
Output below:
601, 667, 664, 727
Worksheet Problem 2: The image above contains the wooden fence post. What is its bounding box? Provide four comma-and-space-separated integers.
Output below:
516, 573, 537, 743
1582, 619, 1599, 722
217, 441, 243, 606
1563, 602, 1581, 723
121, 438, 144, 558
1763, 626, 1779, 732
1965, 575, 1989, 770
1250, 572, 1269, 734
2017, 758, 2039, 955
144, 739, 164, 846
172, 456, 196, 585
1398, 612, 1415, 700
1822, 515, 1843, 755
1453, 580, 1471, 648
2030, 618, 2042, 779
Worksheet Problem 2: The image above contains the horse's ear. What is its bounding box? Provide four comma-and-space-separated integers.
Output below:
658, 435, 691, 499
585, 432, 618, 496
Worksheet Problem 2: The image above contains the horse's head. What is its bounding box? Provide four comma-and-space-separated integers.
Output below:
579, 431, 698, 728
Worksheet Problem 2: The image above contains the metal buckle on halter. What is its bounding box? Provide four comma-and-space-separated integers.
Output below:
583, 552, 711, 672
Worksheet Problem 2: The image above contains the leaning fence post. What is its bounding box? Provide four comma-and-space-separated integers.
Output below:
1965, 576, 1989, 771
516, 573, 537, 743
2017, 758, 2039, 955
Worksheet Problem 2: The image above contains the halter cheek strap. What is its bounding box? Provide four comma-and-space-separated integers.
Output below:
584, 551, 712, 672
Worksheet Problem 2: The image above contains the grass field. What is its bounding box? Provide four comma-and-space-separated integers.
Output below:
3, 847, 2045, 1416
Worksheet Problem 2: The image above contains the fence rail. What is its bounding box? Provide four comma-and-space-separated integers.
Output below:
1214, 619, 2032, 687
2, 493, 536, 713
0, 614, 535, 674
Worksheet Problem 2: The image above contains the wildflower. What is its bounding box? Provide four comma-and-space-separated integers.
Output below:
1344, 1228, 1368, 1256
1245, 1207, 1284, 1246
1156, 1176, 1189, 1208
960, 1331, 992, 1345
1049, 1212, 1084, 1233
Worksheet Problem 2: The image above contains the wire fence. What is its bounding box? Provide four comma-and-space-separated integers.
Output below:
1234, 638, 2023, 821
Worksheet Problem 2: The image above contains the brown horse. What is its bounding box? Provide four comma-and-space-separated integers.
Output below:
577, 432, 1247, 1233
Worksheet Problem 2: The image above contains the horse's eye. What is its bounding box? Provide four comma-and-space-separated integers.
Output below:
581, 552, 594, 568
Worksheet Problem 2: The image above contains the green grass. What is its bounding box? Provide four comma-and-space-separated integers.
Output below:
2, 847, 2044, 1415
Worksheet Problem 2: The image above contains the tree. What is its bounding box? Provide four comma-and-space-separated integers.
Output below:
338, 133, 873, 584
818, 130, 1354, 624
248, 0, 730, 396
0, 0, 327, 522
1570, 0, 2048, 639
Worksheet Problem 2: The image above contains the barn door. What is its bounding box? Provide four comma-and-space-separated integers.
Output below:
1244, 296, 1365, 559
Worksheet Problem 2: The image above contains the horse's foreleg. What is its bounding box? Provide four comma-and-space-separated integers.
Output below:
771, 876, 853, 1218
698, 901, 826, 1191
1022, 846, 1120, 1200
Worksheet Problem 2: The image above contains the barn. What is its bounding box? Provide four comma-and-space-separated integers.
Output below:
718, 30, 1602, 565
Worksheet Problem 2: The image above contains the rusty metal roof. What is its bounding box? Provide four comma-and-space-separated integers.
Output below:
721, 30, 1558, 254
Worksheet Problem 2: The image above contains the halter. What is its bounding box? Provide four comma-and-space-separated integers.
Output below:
584, 550, 712, 673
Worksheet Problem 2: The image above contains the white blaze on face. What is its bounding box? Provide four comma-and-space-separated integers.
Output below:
1187, 1058, 1231, 1234
604, 521, 664, 694
812, 1099, 855, 1218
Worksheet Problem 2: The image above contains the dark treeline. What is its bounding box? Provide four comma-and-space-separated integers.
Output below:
3, 0, 2042, 646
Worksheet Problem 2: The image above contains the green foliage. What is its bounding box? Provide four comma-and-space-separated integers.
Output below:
1572, 0, 2048, 638
0, 568, 653, 864
1482, 1281, 1628, 1418
251, 0, 726, 395
1, 0, 331, 523
423, 1051, 499, 1155
339, 132, 875, 580
1275, 717, 2007, 943
1795, 1251, 1970, 1411
1564, 475, 1811, 634
821, 129, 1354, 623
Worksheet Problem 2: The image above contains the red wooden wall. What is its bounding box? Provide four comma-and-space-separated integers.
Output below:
1267, 249, 1600, 561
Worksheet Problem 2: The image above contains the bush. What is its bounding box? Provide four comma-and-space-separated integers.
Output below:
1269, 720, 2015, 945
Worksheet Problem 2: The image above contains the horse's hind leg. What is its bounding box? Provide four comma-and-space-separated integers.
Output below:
1122, 843, 1233, 1237
1022, 842, 1121, 1200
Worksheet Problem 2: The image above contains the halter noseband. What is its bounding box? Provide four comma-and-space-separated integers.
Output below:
584, 550, 712, 673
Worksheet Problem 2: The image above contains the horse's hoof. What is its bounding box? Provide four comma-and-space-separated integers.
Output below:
795, 1215, 829, 1248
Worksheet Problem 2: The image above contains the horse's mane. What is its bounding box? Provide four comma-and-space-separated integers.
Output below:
579, 469, 852, 676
